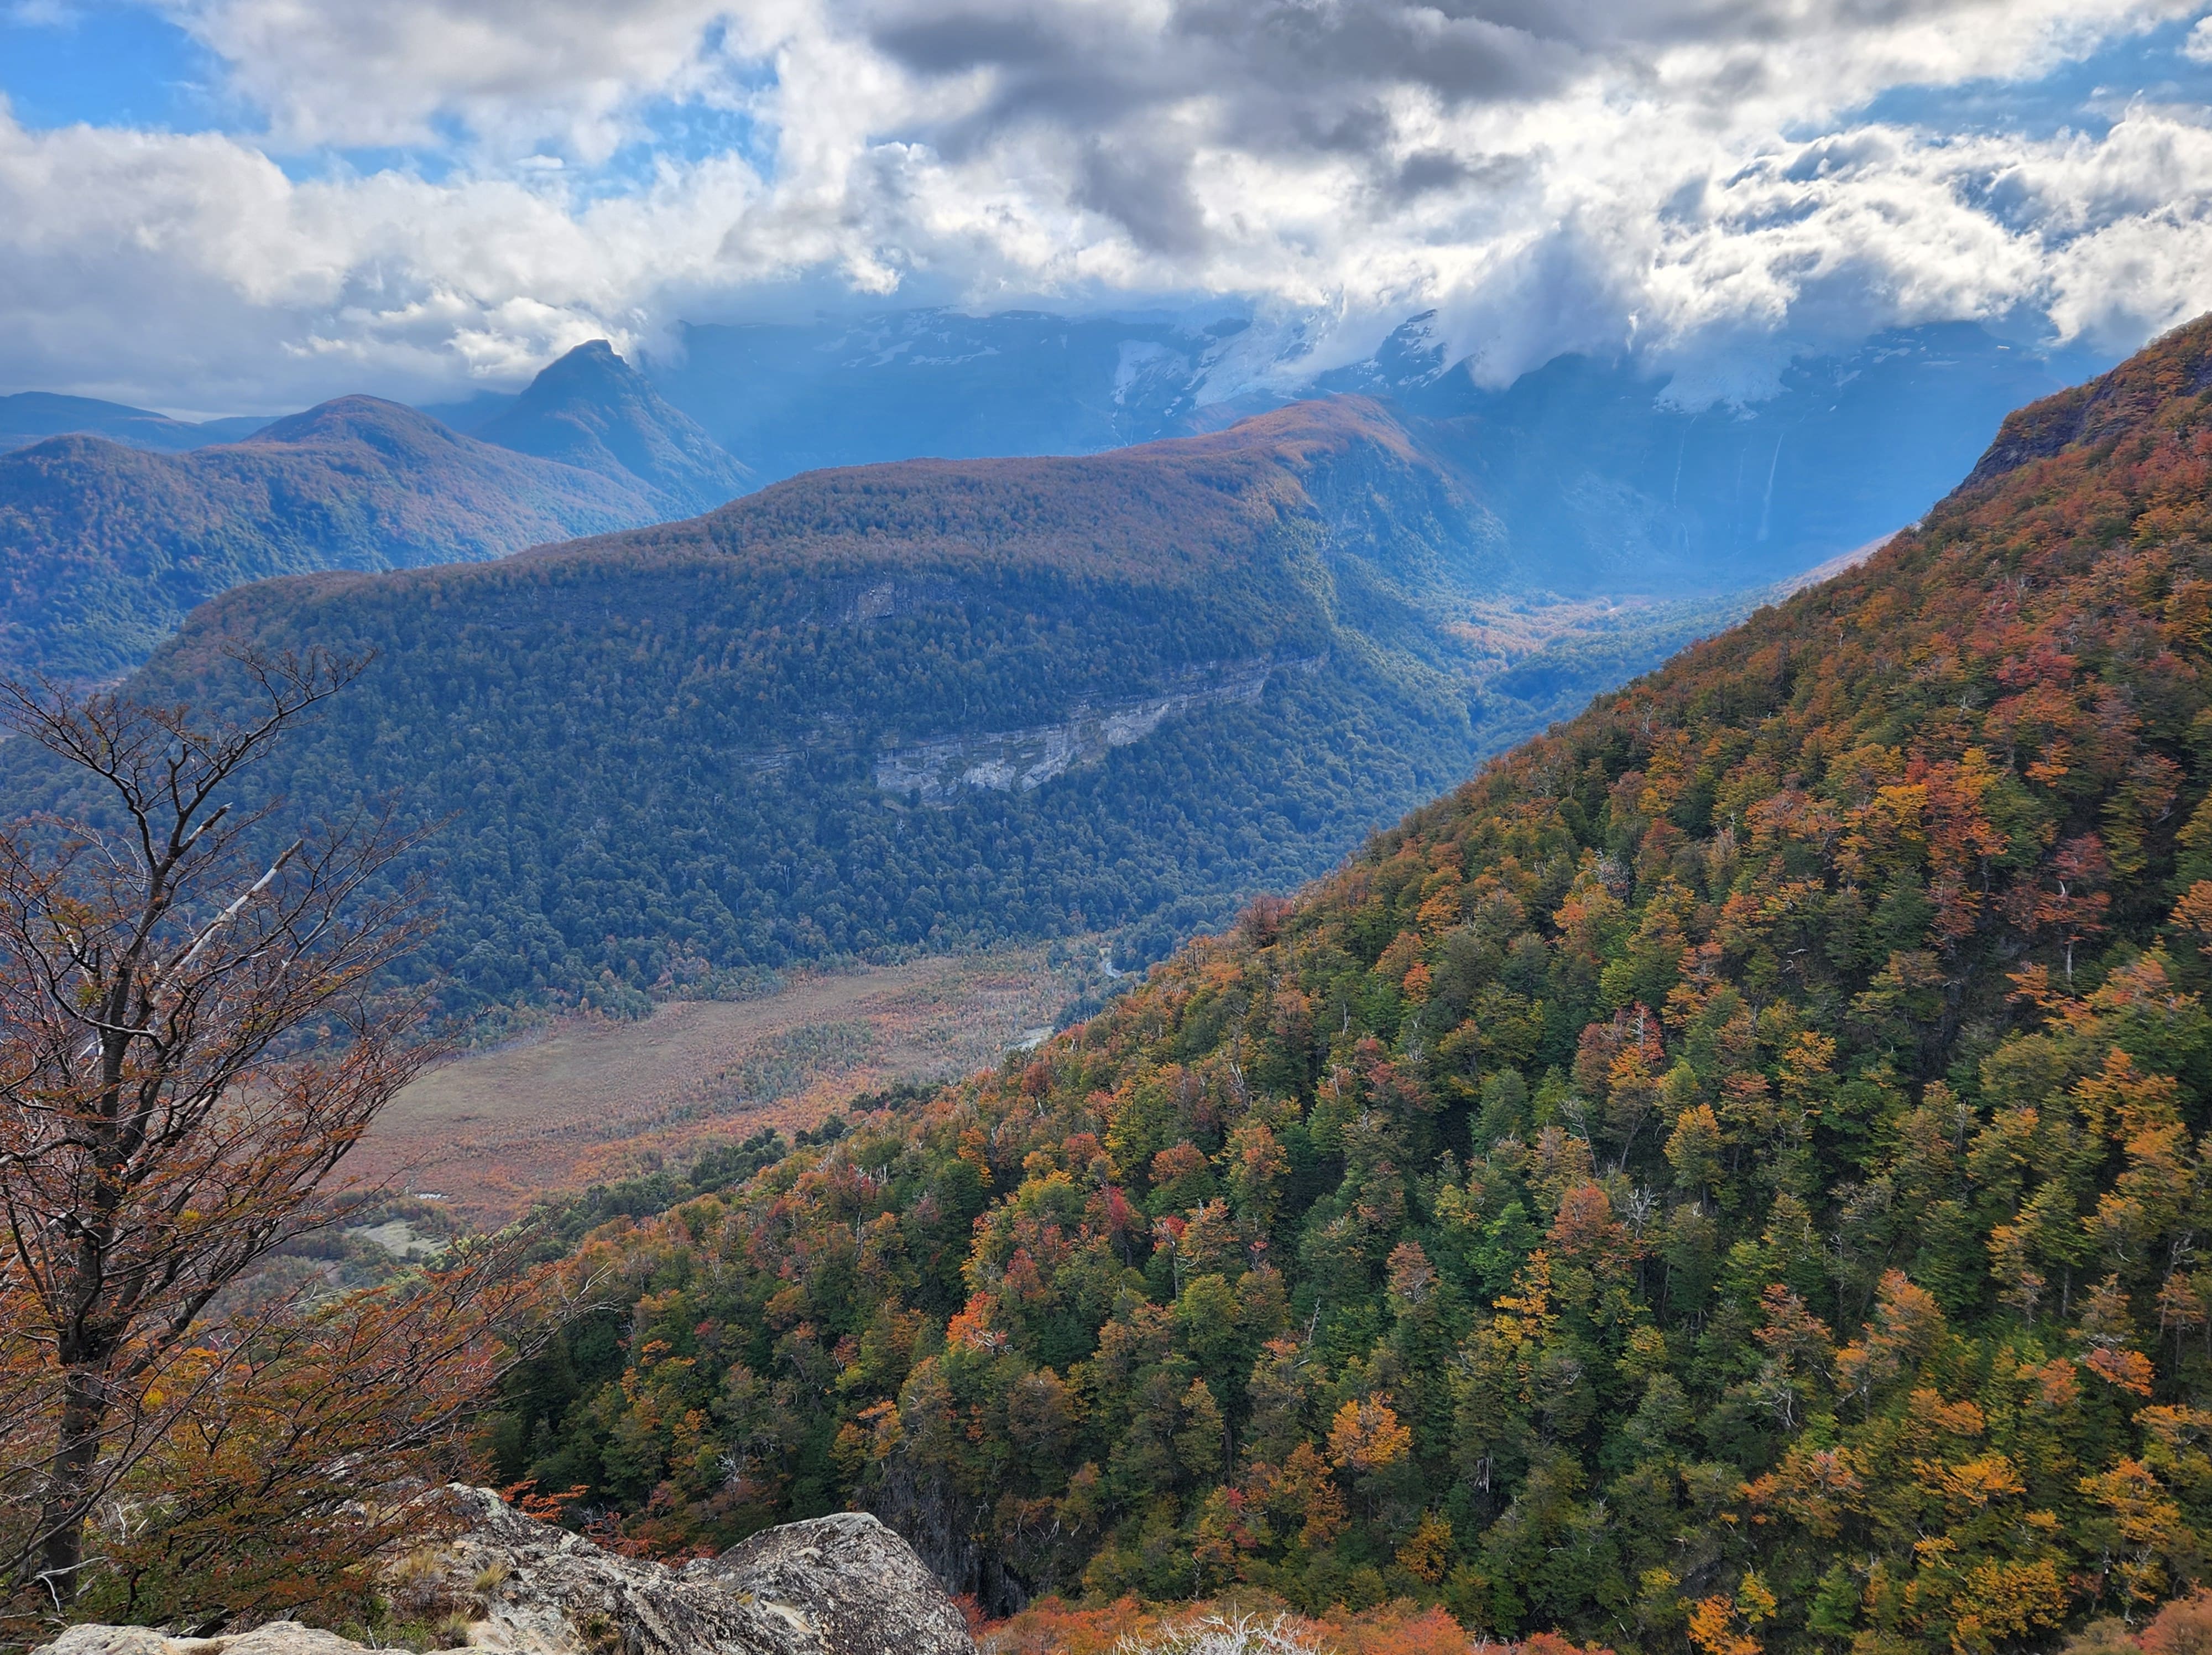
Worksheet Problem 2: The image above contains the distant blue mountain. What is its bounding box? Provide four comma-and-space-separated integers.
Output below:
1335, 317, 2112, 594
0, 392, 269, 454
473, 340, 750, 517
645, 310, 1262, 481
640, 309, 2112, 594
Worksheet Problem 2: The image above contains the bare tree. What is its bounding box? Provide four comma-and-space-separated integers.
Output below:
0, 650, 439, 1604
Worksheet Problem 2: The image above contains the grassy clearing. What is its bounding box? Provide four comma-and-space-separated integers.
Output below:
352, 943, 1099, 1219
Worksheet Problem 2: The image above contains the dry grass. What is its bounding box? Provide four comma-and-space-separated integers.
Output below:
350, 944, 1083, 1220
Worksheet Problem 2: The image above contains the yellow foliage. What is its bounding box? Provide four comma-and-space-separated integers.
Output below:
1327, 1395, 1412, 1475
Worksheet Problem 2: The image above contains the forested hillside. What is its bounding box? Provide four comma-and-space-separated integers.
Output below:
0, 342, 749, 682
41, 398, 1736, 1017
0, 398, 662, 679
494, 318, 2212, 1651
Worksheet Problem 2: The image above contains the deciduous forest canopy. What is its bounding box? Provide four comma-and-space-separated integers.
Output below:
487, 316, 2212, 1653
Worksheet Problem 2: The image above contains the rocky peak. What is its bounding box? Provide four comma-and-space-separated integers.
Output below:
476, 342, 751, 518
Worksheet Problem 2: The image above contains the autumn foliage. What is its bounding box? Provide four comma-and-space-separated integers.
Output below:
977, 1596, 1601, 1655
0, 658, 561, 1639
485, 315, 2212, 1652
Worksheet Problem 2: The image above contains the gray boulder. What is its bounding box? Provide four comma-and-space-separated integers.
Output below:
38, 1626, 406, 1655
38, 1490, 972, 1655
697, 1511, 974, 1655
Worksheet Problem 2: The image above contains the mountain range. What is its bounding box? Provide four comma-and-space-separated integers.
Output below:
635, 311, 2094, 594
0, 311, 2102, 684
0, 343, 749, 679
489, 311, 2212, 1650
14, 397, 1754, 1017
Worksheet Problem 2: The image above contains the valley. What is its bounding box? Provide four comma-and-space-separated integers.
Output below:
352, 944, 1095, 1223
10, 7, 2212, 1653
0, 397, 1752, 1026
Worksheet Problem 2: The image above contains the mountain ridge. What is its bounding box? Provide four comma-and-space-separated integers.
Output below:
0, 395, 664, 680
0, 390, 269, 455
61, 395, 1741, 1017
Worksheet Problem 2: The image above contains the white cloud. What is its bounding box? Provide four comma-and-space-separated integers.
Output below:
156, 0, 753, 159
4, 0, 2212, 409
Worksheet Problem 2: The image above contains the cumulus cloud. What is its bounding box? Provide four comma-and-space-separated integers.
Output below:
3, 0, 2211, 409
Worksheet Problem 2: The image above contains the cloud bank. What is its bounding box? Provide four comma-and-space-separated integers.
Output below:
4, 0, 2212, 409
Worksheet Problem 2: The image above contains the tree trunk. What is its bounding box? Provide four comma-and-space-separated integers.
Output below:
36, 1366, 109, 1602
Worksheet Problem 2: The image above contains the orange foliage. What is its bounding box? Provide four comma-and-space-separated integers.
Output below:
1327, 1396, 1413, 1475
2142, 1588, 2212, 1655
978, 1595, 1613, 1655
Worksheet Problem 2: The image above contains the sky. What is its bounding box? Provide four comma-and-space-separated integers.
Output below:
4, 0, 2212, 415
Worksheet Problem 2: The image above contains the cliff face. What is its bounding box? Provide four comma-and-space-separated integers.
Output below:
35, 1489, 972, 1655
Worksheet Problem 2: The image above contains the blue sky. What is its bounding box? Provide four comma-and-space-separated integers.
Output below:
0, 4, 782, 190
2, 0, 2211, 413
1850, 11, 2212, 137
1, 5, 217, 132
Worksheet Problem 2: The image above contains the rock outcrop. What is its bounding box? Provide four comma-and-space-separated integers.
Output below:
36, 1489, 972, 1655
40, 1627, 408, 1655
695, 1511, 972, 1655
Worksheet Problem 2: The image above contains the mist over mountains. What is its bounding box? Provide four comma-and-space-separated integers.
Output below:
432, 307, 2106, 592
0, 305, 2108, 688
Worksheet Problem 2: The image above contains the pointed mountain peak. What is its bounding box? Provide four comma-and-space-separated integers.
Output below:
523, 339, 630, 393
476, 341, 750, 519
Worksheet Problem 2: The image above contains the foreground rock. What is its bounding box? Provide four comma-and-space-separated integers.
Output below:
39, 1489, 972, 1655
40, 1628, 406, 1655
691, 1511, 973, 1655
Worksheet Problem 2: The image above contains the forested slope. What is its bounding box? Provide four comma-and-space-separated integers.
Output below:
497, 318, 2212, 1650
0, 340, 749, 682
0, 398, 661, 679
57, 398, 1733, 1015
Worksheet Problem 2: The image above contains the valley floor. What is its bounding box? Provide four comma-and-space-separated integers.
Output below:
351, 944, 1098, 1220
